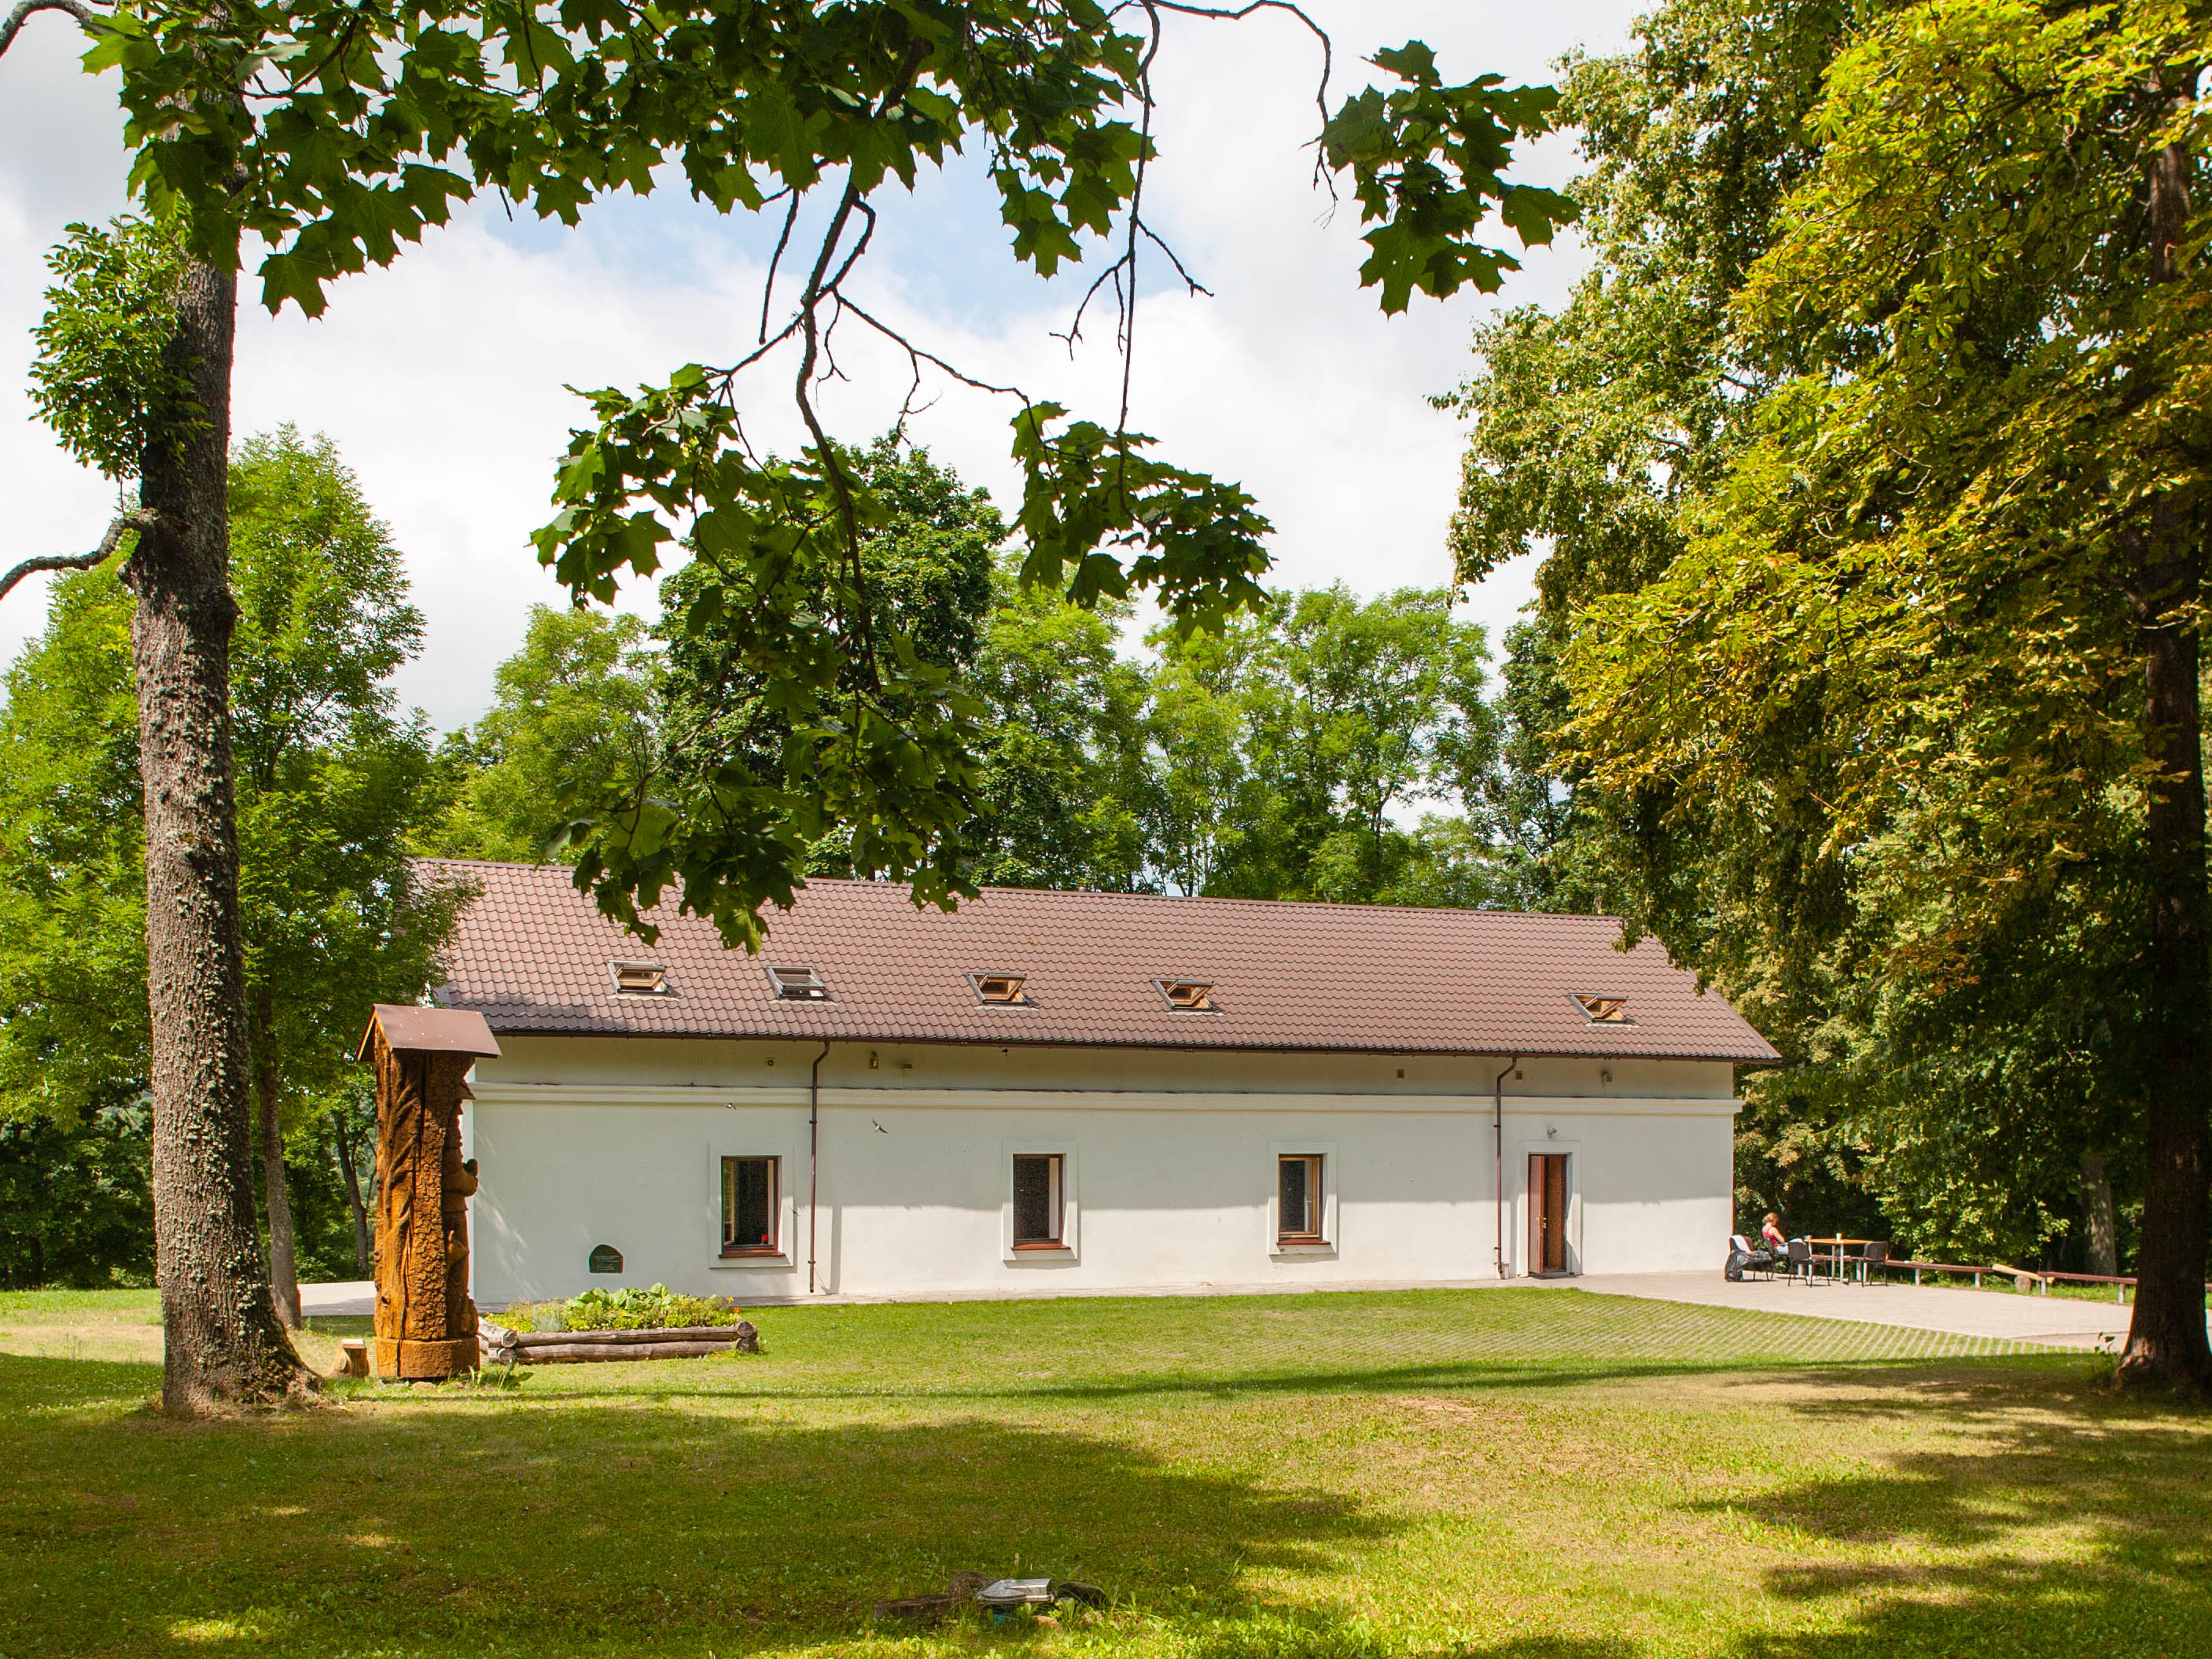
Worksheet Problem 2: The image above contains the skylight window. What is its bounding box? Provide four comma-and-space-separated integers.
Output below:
768, 966, 828, 1001
1572, 993, 1632, 1024
1156, 978, 1217, 1012
609, 961, 668, 995
969, 972, 1030, 1006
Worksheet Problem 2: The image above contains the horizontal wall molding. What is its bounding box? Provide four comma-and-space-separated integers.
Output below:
469, 1080, 1742, 1117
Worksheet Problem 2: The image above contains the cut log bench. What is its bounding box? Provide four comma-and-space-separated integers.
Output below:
478, 1322, 760, 1364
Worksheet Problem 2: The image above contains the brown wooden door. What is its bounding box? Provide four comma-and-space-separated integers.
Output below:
1528, 1153, 1570, 1275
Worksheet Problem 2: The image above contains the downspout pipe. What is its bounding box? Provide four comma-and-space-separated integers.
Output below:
1495, 1055, 1520, 1279
808, 1041, 830, 1294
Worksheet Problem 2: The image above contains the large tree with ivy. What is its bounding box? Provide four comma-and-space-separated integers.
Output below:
1495, 0, 2212, 1390
0, 0, 1571, 1409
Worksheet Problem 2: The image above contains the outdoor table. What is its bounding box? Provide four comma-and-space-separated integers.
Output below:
1812, 1237, 1881, 1283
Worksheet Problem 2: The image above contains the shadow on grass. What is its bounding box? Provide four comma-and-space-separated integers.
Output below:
1700, 1368, 2212, 1658
3, 1352, 1400, 1659
1187, 1612, 1635, 1659
8, 1348, 2203, 1659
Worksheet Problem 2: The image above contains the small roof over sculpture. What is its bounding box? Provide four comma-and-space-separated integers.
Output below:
355, 1003, 504, 1062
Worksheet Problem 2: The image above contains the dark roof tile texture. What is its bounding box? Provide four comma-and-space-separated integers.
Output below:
421, 860, 1779, 1063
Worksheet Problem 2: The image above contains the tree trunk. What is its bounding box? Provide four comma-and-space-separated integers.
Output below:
124, 253, 312, 1411
334, 1113, 372, 1277
2118, 126, 2212, 1394
252, 987, 301, 1328
2081, 1149, 2119, 1279
2123, 600, 2212, 1389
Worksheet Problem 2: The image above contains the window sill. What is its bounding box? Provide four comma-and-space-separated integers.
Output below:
1271, 1241, 1336, 1259
712, 1250, 793, 1269
1004, 1245, 1076, 1263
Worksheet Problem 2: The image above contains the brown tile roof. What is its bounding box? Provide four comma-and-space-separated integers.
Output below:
420, 860, 1779, 1063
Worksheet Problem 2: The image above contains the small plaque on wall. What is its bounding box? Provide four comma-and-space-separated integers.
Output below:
587, 1243, 624, 1275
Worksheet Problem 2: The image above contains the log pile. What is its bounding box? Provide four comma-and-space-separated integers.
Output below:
479, 1322, 760, 1364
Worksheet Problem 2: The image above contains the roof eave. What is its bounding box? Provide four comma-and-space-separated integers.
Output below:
455, 1017, 1777, 1066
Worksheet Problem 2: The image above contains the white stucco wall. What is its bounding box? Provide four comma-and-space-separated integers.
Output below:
466, 1039, 1739, 1304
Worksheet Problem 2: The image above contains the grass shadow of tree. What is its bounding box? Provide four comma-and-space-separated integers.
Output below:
1187, 1610, 1636, 1659
1703, 1367, 2212, 1657
5, 1352, 1401, 1658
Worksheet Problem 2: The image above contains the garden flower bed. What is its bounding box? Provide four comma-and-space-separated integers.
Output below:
480, 1285, 760, 1364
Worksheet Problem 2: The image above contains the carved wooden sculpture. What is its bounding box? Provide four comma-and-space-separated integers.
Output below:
356, 1006, 502, 1380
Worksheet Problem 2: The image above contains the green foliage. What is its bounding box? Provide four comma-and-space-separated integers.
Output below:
1454, 0, 2212, 1267
0, 1107, 154, 1290
1322, 43, 1573, 312
555, 1284, 744, 1332
81, 5, 1570, 322
27, 214, 196, 480
424, 605, 663, 864
967, 555, 1151, 892
65, 2, 1566, 951
225, 429, 472, 1123
652, 434, 1000, 890
1143, 586, 1497, 905
0, 432, 462, 1151
0, 569, 154, 1124
536, 403, 987, 947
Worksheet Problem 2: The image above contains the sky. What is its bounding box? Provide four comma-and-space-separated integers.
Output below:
2, 2, 1647, 731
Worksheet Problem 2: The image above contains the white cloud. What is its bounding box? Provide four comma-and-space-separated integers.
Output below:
2, 2, 1640, 727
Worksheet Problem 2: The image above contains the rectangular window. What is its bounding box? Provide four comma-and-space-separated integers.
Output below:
720, 1156, 779, 1255
1278, 1153, 1324, 1244
1011, 1153, 1064, 1249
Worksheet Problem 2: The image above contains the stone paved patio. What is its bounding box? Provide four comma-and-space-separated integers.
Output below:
1573, 1268, 2148, 1349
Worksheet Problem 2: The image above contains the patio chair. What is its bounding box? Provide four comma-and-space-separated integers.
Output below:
1858, 1241, 1890, 1284
1785, 1238, 1818, 1285
1725, 1234, 1776, 1282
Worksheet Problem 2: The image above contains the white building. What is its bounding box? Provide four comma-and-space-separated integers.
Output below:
427, 861, 1777, 1305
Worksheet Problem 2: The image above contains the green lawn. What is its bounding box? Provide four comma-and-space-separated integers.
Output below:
2, 1286, 2206, 1659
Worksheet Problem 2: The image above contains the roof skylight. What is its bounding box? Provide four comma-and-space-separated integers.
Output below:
1156, 978, 1216, 1012
768, 966, 828, 1001
969, 972, 1030, 1006
1572, 993, 1632, 1024
609, 961, 668, 995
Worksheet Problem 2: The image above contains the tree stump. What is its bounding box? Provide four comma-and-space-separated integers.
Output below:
357, 1006, 502, 1380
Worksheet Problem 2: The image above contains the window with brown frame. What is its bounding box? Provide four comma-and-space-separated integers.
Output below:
1011, 1153, 1065, 1249
1278, 1153, 1325, 1245
721, 1156, 779, 1255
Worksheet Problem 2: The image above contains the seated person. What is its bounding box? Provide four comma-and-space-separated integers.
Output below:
1761, 1212, 1789, 1253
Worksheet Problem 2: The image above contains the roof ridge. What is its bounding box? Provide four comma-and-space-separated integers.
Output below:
409, 857, 1631, 929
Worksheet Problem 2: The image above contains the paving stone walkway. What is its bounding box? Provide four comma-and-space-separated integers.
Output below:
1573, 1269, 2145, 1350
300, 1279, 373, 1317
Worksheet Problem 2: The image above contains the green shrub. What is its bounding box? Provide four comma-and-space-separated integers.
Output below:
557, 1284, 742, 1332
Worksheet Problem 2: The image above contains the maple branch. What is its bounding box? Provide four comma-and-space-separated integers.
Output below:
1139, 0, 1334, 184
0, 509, 156, 603
0, 0, 94, 57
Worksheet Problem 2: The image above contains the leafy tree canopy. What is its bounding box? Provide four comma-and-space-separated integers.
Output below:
26, 0, 1573, 949
0, 430, 462, 1131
